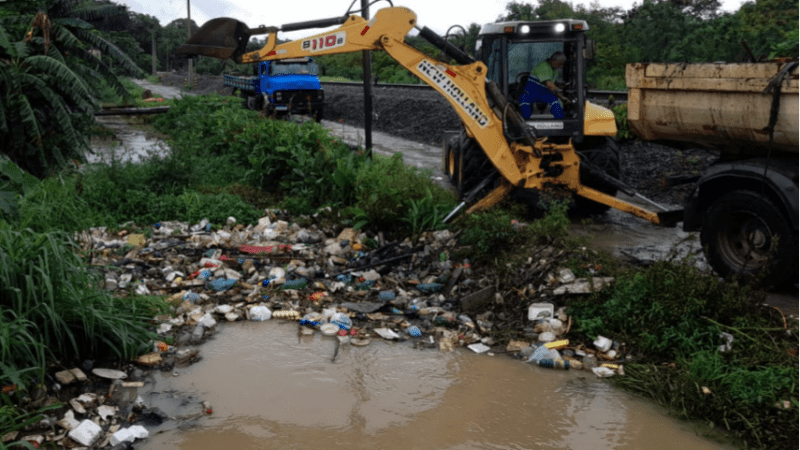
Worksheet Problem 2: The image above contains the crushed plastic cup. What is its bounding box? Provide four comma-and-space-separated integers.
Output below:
593, 335, 613, 352
526, 345, 551, 363
592, 367, 615, 377
528, 303, 554, 321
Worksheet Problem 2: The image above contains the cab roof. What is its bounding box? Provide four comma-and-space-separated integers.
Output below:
479, 19, 589, 36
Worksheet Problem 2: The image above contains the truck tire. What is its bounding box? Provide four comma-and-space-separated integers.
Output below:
451, 132, 497, 199
444, 134, 459, 184
700, 190, 795, 286
573, 137, 620, 215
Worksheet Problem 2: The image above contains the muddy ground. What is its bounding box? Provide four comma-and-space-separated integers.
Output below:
158, 72, 716, 207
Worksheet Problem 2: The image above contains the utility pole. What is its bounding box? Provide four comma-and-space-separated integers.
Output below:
151, 31, 157, 75
361, 0, 373, 156
187, 0, 193, 87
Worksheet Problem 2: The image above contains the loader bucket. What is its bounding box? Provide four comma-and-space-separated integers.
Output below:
174, 18, 252, 61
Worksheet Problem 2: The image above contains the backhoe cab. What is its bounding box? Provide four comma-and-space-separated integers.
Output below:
477, 20, 599, 142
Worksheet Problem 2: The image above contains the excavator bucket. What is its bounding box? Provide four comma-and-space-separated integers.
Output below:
173, 18, 253, 61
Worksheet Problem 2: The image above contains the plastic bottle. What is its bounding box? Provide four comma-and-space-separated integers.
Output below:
537, 359, 570, 370
280, 278, 308, 290
458, 315, 475, 330
583, 354, 598, 370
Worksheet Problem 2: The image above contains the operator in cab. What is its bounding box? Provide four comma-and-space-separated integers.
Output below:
518, 51, 566, 119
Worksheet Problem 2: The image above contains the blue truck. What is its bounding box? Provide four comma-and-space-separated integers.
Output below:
224, 57, 324, 121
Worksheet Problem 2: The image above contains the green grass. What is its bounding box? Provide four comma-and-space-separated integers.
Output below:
0, 225, 168, 387
319, 75, 355, 82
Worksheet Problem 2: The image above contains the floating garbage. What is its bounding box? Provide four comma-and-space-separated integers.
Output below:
273, 310, 300, 320
528, 303, 554, 321
416, 282, 443, 293
207, 278, 236, 291
250, 306, 272, 321
331, 312, 352, 330
281, 278, 308, 290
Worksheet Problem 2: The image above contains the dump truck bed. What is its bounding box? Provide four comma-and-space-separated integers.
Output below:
626, 62, 799, 154
224, 74, 257, 91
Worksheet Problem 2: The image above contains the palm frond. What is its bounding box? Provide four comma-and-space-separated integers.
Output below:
73, 28, 144, 77
0, 23, 12, 50
52, 17, 93, 30
0, 16, 37, 27
70, 2, 126, 22
51, 23, 82, 51
22, 72, 90, 155
24, 55, 91, 104
13, 41, 30, 59
0, 101, 8, 135
88, 56, 134, 102
13, 94, 43, 148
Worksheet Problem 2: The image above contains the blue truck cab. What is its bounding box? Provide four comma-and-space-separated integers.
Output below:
224, 57, 324, 121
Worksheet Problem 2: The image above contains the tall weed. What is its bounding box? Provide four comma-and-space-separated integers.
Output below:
0, 227, 167, 382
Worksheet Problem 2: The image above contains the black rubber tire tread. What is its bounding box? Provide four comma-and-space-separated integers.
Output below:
700, 190, 796, 287
444, 136, 454, 180
456, 134, 497, 199
446, 131, 497, 199
573, 136, 621, 215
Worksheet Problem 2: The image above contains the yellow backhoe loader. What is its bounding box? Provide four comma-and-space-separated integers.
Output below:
175, 3, 682, 226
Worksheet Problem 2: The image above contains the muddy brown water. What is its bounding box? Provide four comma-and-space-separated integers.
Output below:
138, 321, 734, 450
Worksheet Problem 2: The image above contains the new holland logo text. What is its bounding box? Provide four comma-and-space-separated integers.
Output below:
416, 60, 489, 128
302, 31, 346, 52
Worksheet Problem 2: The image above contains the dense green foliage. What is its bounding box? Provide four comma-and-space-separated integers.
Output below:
0, 0, 144, 180
321, 0, 798, 88
148, 95, 457, 236
0, 224, 167, 385
568, 260, 798, 449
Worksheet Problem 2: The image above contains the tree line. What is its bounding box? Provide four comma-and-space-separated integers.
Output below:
0, 0, 797, 186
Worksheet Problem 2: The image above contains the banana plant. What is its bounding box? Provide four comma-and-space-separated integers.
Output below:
0, 1, 145, 179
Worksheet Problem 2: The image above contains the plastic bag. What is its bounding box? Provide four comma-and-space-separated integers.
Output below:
250, 306, 272, 321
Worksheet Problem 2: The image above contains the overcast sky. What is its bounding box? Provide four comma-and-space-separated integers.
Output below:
116, 0, 747, 41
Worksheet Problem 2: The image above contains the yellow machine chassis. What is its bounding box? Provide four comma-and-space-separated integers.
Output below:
229, 7, 665, 224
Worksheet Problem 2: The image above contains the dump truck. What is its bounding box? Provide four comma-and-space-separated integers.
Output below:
174, 4, 796, 285
625, 61, 798, 285
224, 57, 324, 120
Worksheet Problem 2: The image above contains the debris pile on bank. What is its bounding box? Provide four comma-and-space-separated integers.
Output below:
3, 209, 629, 448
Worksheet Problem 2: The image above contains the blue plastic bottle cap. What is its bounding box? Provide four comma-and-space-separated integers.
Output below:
262, 279, 271, 287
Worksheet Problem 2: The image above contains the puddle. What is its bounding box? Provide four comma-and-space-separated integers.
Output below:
139, 321, 733, 450
87, 116, 171, 166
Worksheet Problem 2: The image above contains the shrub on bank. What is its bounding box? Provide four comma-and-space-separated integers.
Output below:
568, 260, 798, 449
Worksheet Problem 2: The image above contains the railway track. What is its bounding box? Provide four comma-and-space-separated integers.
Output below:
320, 80, 627, 103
